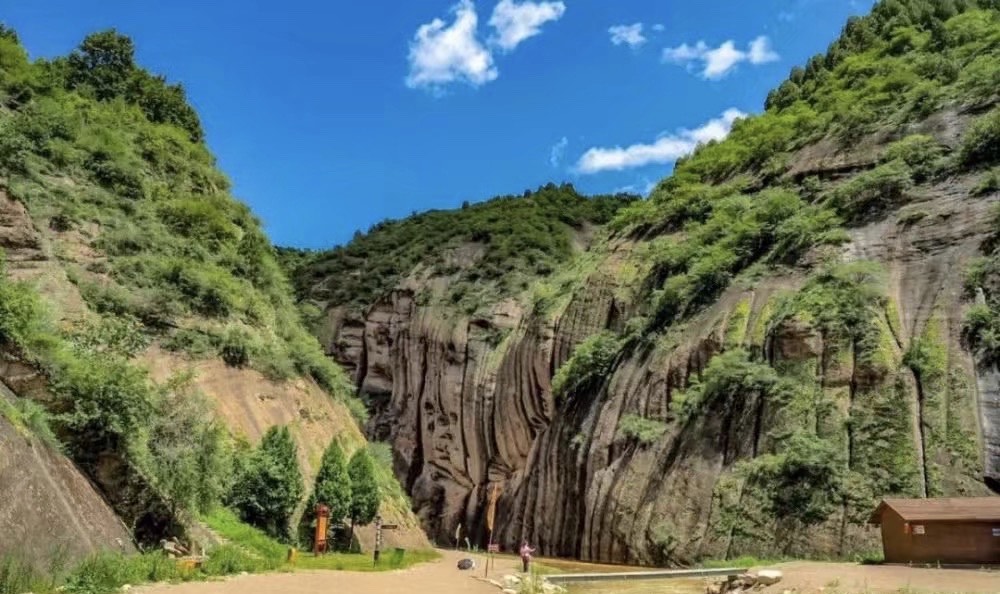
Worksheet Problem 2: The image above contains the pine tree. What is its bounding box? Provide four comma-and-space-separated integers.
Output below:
348, 448, 380, 527
313, 440, 352, 522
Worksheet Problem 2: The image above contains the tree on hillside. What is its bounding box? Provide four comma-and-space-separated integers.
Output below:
67, 29, 136, 100
348, 448, 380, 530
299, 440, 353, 549
228, 425, 303, 540
313, 440, 352, 522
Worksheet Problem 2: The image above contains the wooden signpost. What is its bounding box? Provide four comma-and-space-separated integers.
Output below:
373, 515, 398, 566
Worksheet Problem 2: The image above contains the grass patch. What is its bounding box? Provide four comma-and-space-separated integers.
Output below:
294, 549, 440, 572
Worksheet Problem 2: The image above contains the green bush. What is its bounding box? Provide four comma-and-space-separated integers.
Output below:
960, 107, 1000, 167
673, 350, 785, 421
551, 332, 621, 401
618, 414, 667, 444
882, 134, 946, 181
826, 161, 912, 222
963, 304, 1000, 368
974, 167, 1000, 196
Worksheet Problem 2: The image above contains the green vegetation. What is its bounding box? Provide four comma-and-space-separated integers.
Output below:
0, 22, 402, 562
0, 27, 353, 396
286, 184, 635, 312
974, 167, 1000, 195
312, 441, 353, 524
1, 253, 232, 524
228, 426, 304, 541
672, 349, 785, 422
348, 448, 381, 529
964, 205, 1000, 368
0, 394, 60, 449
618, 414, 667, 445
551, 331, 622, 401
960, 106, 1000, 167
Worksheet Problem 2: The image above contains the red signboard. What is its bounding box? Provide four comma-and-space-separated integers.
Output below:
487, 544, 500, 553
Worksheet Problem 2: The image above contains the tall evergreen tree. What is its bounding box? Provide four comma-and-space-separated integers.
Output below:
229, 425, 303, 540
348, 448, 380, 528
313, 440, 352, 522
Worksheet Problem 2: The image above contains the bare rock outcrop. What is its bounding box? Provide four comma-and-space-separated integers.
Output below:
0, 383, 135, 570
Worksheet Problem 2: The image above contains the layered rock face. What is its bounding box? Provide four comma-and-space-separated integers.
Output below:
319, 122, 1000, 563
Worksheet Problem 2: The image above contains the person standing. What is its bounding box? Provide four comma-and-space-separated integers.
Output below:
519, 540, 535, 573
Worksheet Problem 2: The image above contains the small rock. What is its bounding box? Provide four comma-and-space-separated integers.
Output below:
755, 569, 783, 586
457, 558, 475, 570
541, 583, 566, 594
502, 574, 522, 588
120, 586, 131, 592
502, 590, 517, 594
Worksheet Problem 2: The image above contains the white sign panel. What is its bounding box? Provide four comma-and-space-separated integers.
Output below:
913, 525, 925, 535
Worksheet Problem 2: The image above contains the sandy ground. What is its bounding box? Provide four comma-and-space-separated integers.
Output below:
137, 553, 1000, 594
759, 561, 1000, 594
138, 550, 517, 594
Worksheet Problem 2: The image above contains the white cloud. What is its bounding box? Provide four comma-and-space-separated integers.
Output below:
662, 41, 707, 63
549, 136, 568, 167
609, 23, 646, 48
777, 11, 795, 22
662, 35, 780, 79
652, 23, 665, 32
747, 36, 780, 64
489, 0, 566, 52
406, 0, 498, 91
575, 108, 746, 174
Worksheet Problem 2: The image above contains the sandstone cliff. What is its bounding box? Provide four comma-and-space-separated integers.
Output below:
316, 117, 998, 563
297, 2, 1000, 562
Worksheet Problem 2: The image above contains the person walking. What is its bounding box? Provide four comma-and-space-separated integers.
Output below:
519, 540, 536, 573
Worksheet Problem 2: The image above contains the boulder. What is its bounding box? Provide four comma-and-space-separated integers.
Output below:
755, 569, 783, 586
456, 558, 475, 570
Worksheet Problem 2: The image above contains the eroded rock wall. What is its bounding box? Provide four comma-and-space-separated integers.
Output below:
325, 165, 999, 562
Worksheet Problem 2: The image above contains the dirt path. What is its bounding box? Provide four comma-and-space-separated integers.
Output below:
761, 561, 1000, 593
138, 550, 514, 594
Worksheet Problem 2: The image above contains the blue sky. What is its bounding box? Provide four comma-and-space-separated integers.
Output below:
3, 0, 874, 249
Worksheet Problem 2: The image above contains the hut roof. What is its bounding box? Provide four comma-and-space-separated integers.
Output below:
869, 498, 1000, 524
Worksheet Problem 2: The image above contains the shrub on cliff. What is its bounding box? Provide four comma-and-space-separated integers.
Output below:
618, 414, 667, 445
960, 106, 1000, 167
552, 331, 622, 401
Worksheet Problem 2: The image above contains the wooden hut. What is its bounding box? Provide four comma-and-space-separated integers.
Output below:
869, 498, 1000, 565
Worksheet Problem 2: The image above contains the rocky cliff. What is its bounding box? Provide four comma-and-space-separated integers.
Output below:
294, 2, 1000, 564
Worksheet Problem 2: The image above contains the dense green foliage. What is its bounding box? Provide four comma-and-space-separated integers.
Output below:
551, 331, 622, 401
288, 184, 635, 311
228, 426, 304, 541
347, 449, 381, 527
312, 441, 353, 523
0, 26, 352, 396
617, 414, 667, 445
673, 350, 786, 422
